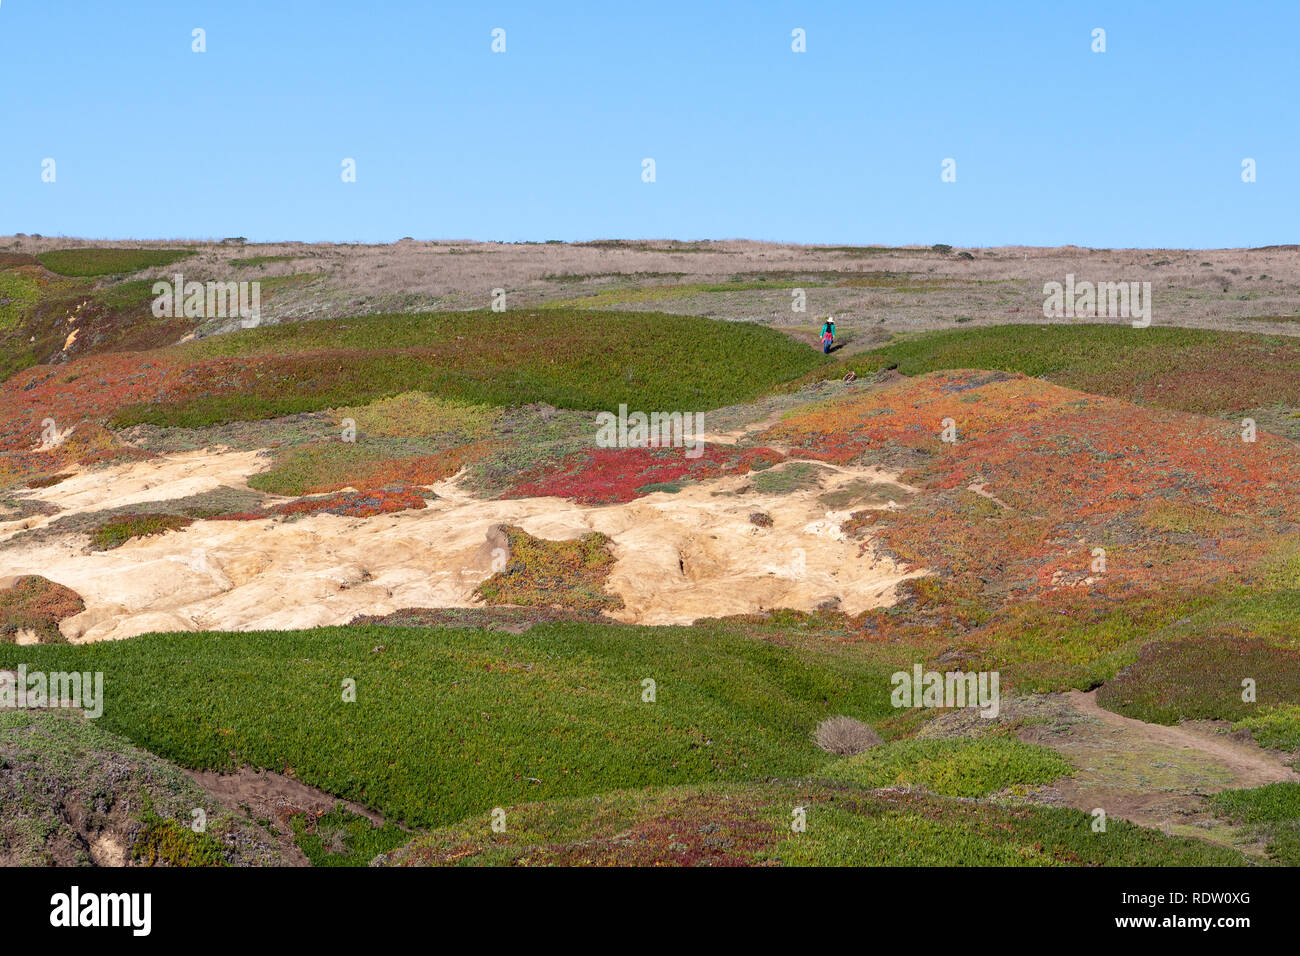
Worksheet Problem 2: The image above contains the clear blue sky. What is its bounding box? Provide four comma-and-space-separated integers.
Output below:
2, 1, 1295, 247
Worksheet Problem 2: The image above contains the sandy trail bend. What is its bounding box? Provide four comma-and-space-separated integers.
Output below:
1065, 690, 1298, 789
1013, 690, 1299, 843
0, 450, 926, 642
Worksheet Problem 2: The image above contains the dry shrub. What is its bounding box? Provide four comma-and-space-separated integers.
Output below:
813, 715, 882, 756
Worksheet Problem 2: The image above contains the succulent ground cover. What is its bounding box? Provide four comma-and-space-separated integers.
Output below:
1209, 783, 1300, 865
1096, 636, 1300, 726
1, 243, 1297, 866
764, 370, 1298, 604
378, 780, 1245, 867
505, 444, 786, 504
828, 324, 1300, 419
101, 309, 824, 430
34, 247, 196, 278
473, 525, 622, 612
0, 307, 820, 459
0, 421, 152, 490
0, 575, 84, 644
0, 623, 908, 828
0, 710, 282, 866
287, 804, 408, 867
0, 252, 315, 383
88, 513, 194, 551
821, 736, 1074, 798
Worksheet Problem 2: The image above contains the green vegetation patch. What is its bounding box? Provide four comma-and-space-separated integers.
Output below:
113, 309, 826, 428
473, 525, 622, 612
834, 325, 1300, 417
818, 478, 913, 510
1210, 781, 1300, 824
822, 736, 1073, 798
93, 278, 162, 312
0, 271, 42, 329
132, 808, 229, 867
1096, 633, 1300, 725
238, 393, 503, 496
89, 512, 193, 551
289, 804, 408, 866
747, 461, 831, 495
0, 622, 903, 828
0, 710, 281, 866
36, 247, 195, 278
382, 780, 1245, 867
1235, 704, 1300, 753
1210, 782, 1300, 866
333, 392, 501, 441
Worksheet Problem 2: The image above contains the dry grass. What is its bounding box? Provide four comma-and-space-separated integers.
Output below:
813, 716, 883, 756
6, 236, 1299, 338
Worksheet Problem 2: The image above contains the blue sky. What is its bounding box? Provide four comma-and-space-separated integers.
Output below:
2, 1, 1296, 247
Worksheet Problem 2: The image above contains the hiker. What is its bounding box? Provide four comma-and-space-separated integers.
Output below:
820, 316, 836, 353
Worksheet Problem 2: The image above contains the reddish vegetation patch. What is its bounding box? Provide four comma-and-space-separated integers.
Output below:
763, 370, 1300, 601
300, 440, 495, 495
534, 795, 778, 866
0, 421, 152, 490
0, 575, 85, 644
25, 473, 72, 489
396, 791, 784, 867
506, 445, 786, 504
0, 355, 175, 452
262, 487, 430, 519
1096, 636, 1300, 725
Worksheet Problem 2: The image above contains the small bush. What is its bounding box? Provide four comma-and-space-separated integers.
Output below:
813, 716, 882, 756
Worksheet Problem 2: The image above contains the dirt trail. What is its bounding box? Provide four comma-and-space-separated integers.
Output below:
1013, 691, 1299, 847
0, 450, 926, 642
1067, 690, 1298, 789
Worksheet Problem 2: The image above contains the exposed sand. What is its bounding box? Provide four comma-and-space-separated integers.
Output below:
1, 448, 267, 525
1, 451, 926, 642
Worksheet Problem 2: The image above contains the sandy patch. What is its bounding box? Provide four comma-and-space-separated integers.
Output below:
0, 450, 925, 641
0, 448, 267, 543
